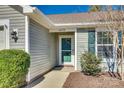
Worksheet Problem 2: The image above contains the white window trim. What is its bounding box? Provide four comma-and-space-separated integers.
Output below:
96, 30, 114, 62
0, 19, 10, 49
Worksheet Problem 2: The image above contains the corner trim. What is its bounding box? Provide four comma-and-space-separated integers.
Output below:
0, 19, 10, 49
25, 16, 30, 53
75, 30, 77, 70
6, 19, 10, 49
25, 16, 30, 82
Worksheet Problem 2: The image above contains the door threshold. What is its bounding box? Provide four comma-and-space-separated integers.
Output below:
57, 65, 74, 67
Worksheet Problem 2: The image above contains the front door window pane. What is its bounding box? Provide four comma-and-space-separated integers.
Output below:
61, 38, 71, 63
62, 38, 71, 50
62, 51, 71, 63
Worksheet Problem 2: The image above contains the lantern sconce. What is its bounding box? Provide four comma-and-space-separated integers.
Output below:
11, 29, 18, 43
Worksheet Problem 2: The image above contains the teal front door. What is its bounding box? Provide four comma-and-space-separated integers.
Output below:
59, 36, 73, 65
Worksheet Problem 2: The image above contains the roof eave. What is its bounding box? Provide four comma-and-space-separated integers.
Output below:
22, 6, 54, 29
53, 21, 123, 28
53, 22, 103, 29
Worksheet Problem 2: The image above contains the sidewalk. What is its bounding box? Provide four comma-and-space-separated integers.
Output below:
27, 66, 74, 88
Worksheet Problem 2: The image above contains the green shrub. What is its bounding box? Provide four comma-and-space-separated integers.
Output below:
0, 49, 30, 88
80, 52, 102, 76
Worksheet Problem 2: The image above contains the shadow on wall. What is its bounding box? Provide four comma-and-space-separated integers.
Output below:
24, 66, 64, 88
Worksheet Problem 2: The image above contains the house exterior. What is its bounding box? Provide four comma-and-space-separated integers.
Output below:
0, 5, 123, 82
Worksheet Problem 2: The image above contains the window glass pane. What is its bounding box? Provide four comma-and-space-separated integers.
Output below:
103, 32, 107, 37
97, 39, 101, 44
97, 32, 113, 44
119, 45, 122, 49
118, 31, 122, 45
0, 25, 4, 31
108, 37, 113, 44
62, 51, 71, 62
97, 32, 102, 37
103, 46, 113, 58
97, 46, 103, 58
98, 46, 113, 58
62, 38, 71, 50
88, 31, 95, 54
103, 37, 107, 44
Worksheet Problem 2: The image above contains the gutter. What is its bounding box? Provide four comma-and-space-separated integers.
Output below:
22, 5, 54, 29
20, 6, 124, 29
33, 7, 54, 26
53, 21, 124, 28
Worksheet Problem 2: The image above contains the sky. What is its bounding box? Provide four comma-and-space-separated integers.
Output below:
32, 5, 90, 15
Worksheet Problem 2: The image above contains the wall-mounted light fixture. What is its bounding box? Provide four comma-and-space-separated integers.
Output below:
11, 29, 18, 43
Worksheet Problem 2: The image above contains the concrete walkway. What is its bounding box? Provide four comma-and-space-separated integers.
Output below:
28, 66, 74, 88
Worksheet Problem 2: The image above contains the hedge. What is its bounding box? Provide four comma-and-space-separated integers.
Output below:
0, 49, 30, 88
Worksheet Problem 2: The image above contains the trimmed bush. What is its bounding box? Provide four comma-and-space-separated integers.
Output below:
80, 52, 102, 76
0, 49, 30, 88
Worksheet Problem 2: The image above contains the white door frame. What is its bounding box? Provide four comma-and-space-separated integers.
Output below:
59, 35, 74, 65
0, 19, 9, 49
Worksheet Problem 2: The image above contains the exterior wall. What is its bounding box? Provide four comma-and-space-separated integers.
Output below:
96, 26, 117, 72
29, 19, 57, 80
76, 28, 113, 71
76, 28, 88, 70
76, 27, 120, 72
0, 5, 25, 49
56, 32, 75, 65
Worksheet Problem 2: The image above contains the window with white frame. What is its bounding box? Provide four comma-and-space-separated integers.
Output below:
97, 32, 113, 60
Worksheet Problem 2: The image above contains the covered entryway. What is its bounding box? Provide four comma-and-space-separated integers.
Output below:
52, 32, 75, 67
49, 30, 76, 69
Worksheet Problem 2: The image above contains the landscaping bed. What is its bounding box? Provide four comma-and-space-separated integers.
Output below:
63, 72, 124, 88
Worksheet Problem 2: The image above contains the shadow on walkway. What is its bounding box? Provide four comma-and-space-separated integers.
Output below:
26, 76, 45, 88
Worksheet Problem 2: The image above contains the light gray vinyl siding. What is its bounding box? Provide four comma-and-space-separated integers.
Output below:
0, 5, 25, 49
29, 19, 56, 80
77, 28, 88, 70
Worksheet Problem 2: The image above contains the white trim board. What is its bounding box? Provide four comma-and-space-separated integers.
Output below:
59, 35, 75, 66
25, 16, 30, 53
25, 16, 30, 82
0, 19, 10, 49
75, 30, 77, 70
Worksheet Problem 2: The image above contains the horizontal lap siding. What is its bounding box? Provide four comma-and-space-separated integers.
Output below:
77, 29, 88, 70
0, 5, 25, 49
29, 19, 56, 80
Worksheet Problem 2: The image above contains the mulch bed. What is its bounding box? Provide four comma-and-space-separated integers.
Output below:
63, 72, 124, 88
